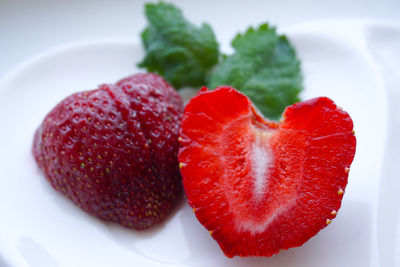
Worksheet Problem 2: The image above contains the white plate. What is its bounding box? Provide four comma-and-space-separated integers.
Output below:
0, 20, 399, 267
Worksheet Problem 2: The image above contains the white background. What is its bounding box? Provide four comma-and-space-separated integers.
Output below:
0, 0, 399, 77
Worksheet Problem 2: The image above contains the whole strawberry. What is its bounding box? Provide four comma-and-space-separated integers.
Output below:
33, 73, 183, 230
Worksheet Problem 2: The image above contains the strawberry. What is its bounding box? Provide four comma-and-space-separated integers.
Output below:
178, 86, 356, 257
33, 73, 183, 230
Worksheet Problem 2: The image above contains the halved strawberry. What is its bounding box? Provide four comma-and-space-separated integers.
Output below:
178, 86, 356, 257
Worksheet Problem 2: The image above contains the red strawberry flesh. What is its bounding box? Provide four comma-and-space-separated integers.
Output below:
33, 73, 183, 230
178, 86, 356, 257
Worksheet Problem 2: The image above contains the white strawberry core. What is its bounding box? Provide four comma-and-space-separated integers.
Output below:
232, 130, 287, 235
231, 128, 301, 234
251, 138, 273, 197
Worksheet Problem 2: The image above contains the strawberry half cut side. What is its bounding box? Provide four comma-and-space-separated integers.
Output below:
178, 86, 356, 257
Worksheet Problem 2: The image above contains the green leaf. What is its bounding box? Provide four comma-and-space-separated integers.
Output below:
208, 24, 303, 120
139, 2, 219, 89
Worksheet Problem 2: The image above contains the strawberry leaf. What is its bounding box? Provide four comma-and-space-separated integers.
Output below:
208, 24, 303, 120
139, 2, 219, 89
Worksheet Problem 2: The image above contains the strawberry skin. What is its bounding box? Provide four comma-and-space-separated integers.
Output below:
178, 86, 356, 257
33, 73, 183, 230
